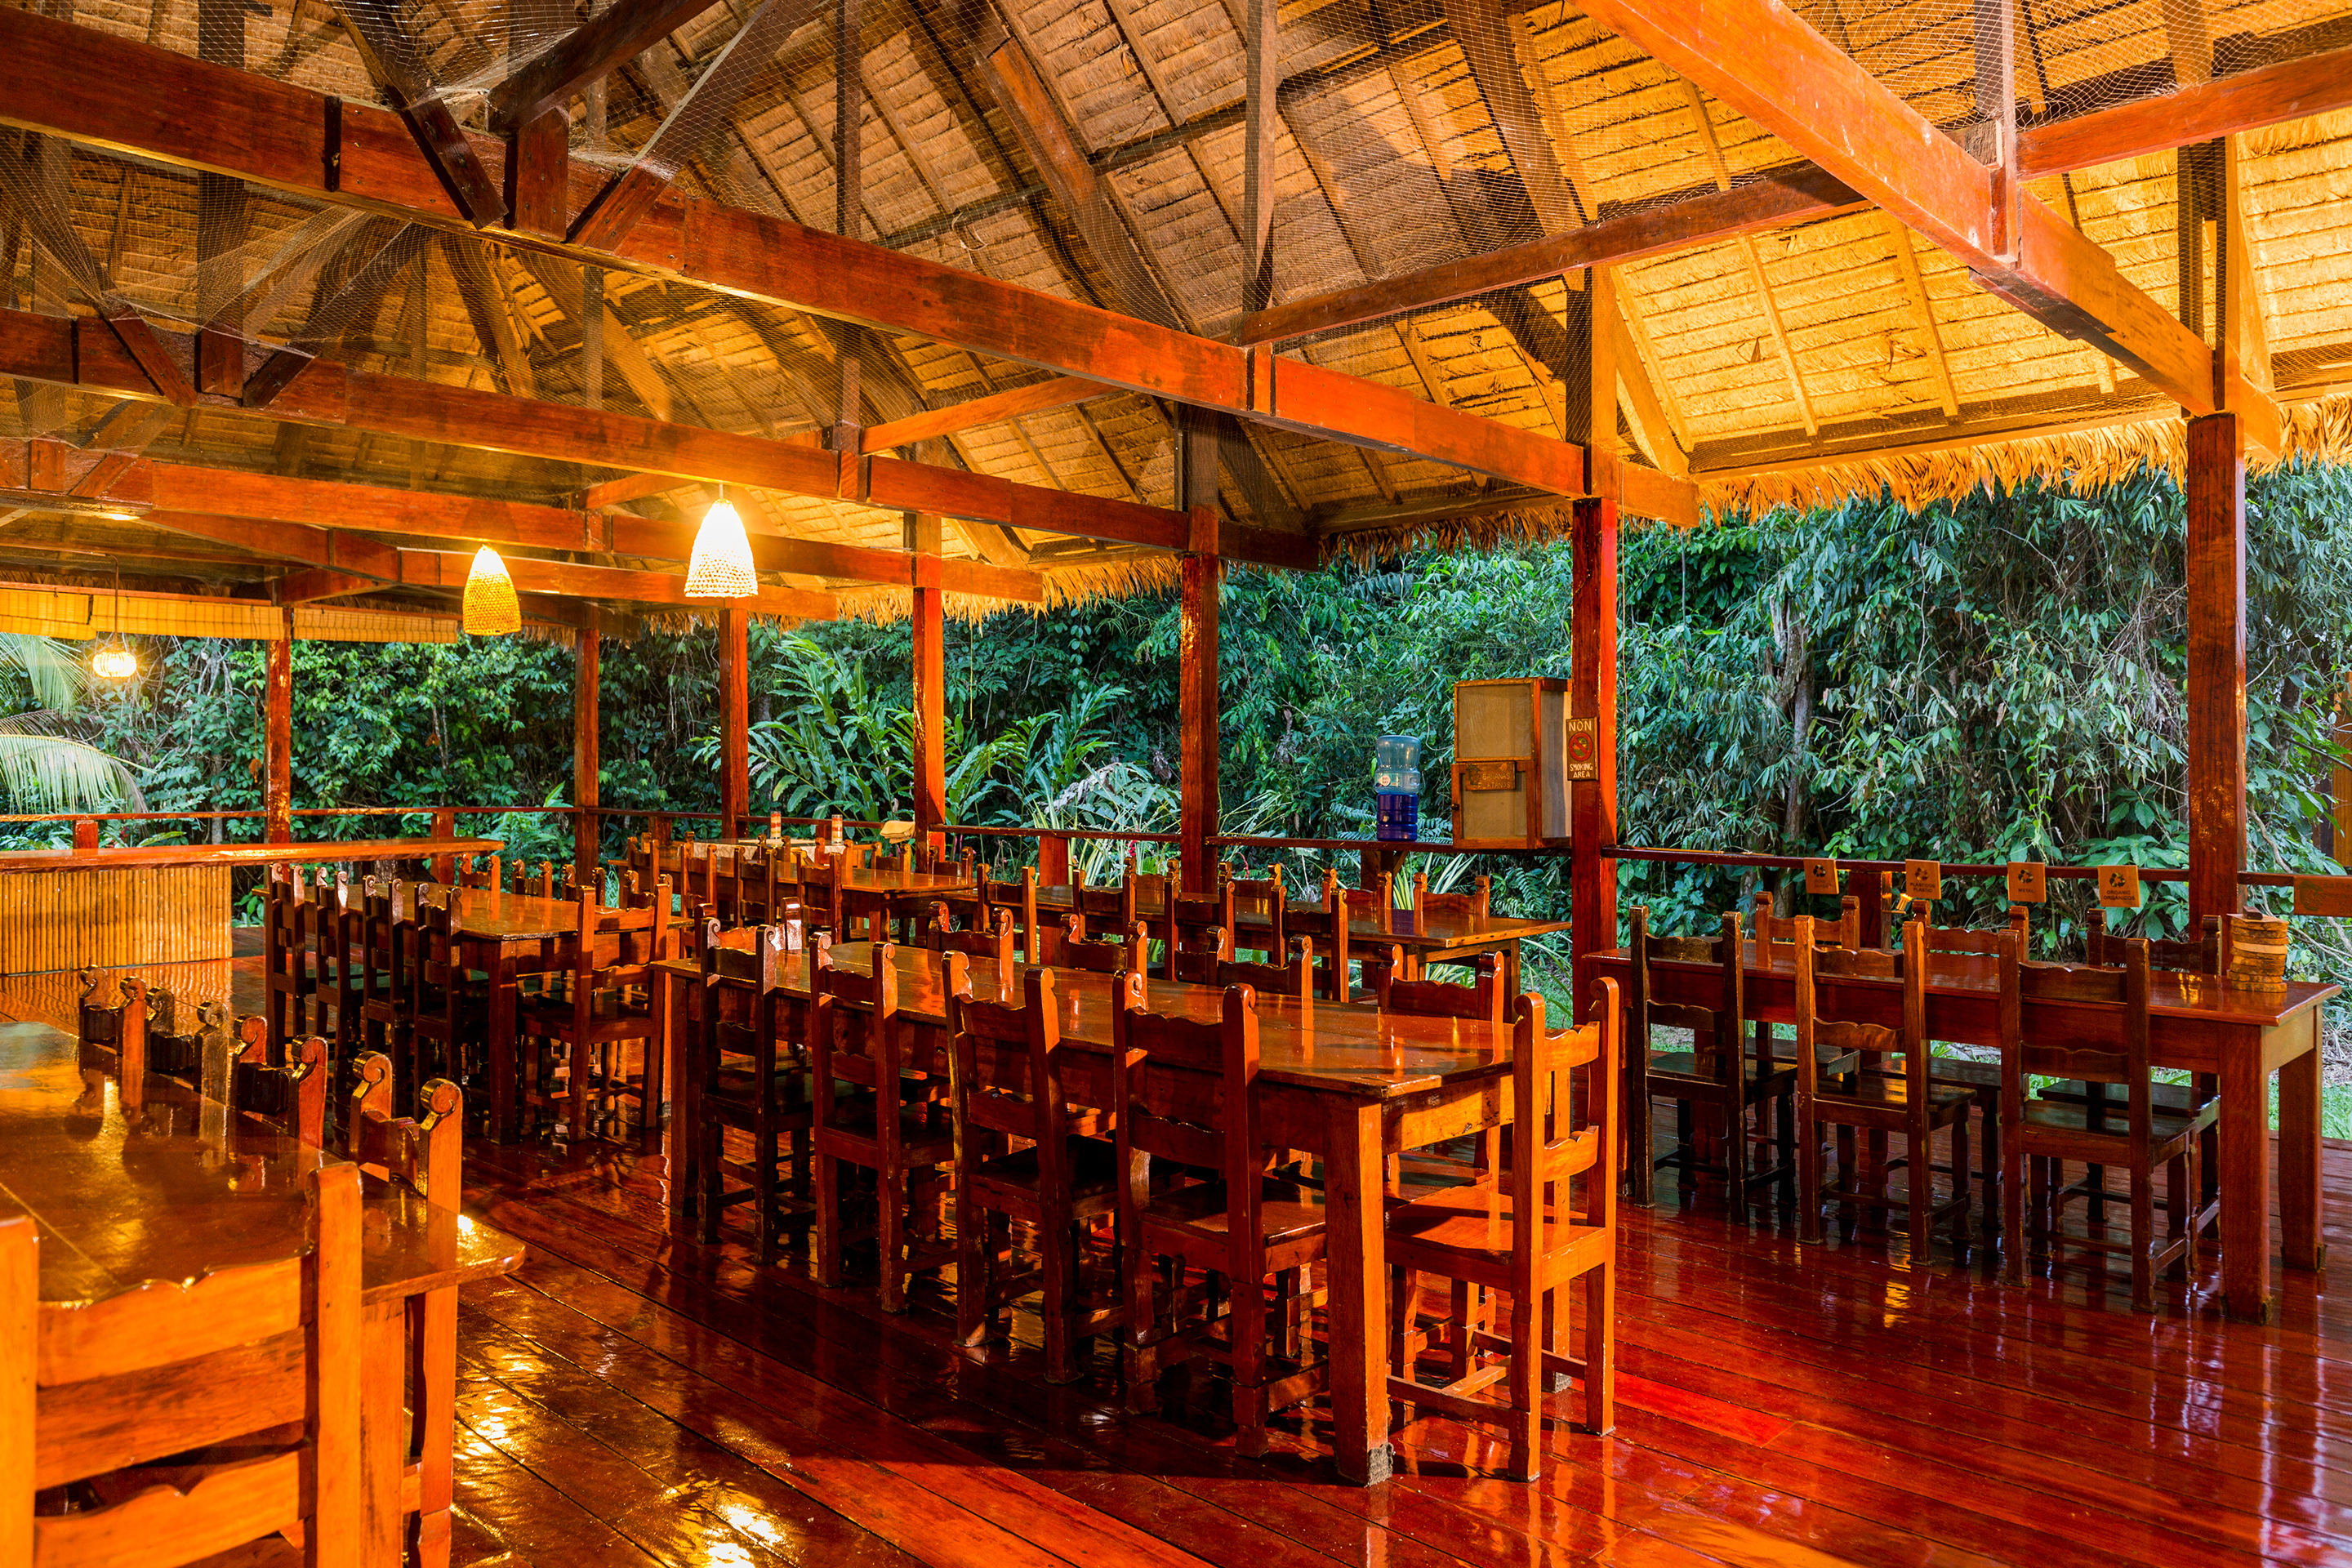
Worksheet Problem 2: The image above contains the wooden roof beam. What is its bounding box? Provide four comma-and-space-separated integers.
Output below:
0, 7, 1574, 497
327, 2, 504, 225
487, 0, 733, 133
860, 379, 1103, 453
1571, 0, 2278, 449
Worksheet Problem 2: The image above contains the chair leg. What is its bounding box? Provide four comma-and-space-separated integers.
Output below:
753, 1114, 780, 1264
2002, 1125, 2026, 1286
1506, 1285, 1542, 1482
2028, 1155, 2051, 1263
814, 1150, 844, 1289
1124, 1252, 1161, 1415
1230, 1272, 1269, 1459
2164, 1148, 2191, 1282
1625, 1066, 1655, 1207
1448, 1278, 1475, 1384
1388, 1268, 1422, 1430
1797, 1110, 1824, 1245
2130, 1161, 2156, 1313
1775, 1092, 1796, 1207
1040, 1213, 1080, 1384
1977, 1093, 2001, 1249
955, 1188, 988, 1351
1909, 1122, 1934, 1267
877, 1165, 910, 1313
1579, 1260, 1615, 1436
1948, 1116, 1970, 1267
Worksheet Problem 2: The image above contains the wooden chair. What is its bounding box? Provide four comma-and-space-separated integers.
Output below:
1751, 889, 1860, 949
1909, 920, 2024, 1245
1060, 913, 1152, 974
1999, 939, 2210, 1310
692, 924, 816, 1262
357, 877, 412, 1081
262, 865, 316, 1049
233, 1025, 329, 1148
810, 943, 956, 1312
1624, 907, 1804, 1217
923, 904, 1018, 984
457, 853, 501, 891
1225, 865, 1286, 960
0, 1161, 363, 1568
2071, 908, 2221, 1219
1371, 947, 1500, 1200
1339, 875, 1398, 994
518, 888, 664, 1142
1410, 871, 1492, 979
1285, 871, 1360, 1002
1214, 934, 1315, 1012
1112, 973, 1327, 1457
2087, 908, 2219, 973
1384, 982, 1620, 1480
311, 871, 365, 1067
405, 898, 483, 1098
795, 851, 848, 943
980, 866, 1041, 964
946, 959, 1123, 1383
1076, 872, 1138, 931
1793, 915, 1976, 1263
1164, 872, 1236, 982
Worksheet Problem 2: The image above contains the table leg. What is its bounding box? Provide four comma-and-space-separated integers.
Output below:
1324, 1097, 1392, 1486
1499, 940, 1521, 1005
360, 1297, 405, 1568
2278, 1021, 2324, 1273
669, 976, 700, 1228
410, 1285, 457, 1568
2221, 1041, 2275, 1322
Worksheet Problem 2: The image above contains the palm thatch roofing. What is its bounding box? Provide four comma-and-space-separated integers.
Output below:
0, 0, 2341, 628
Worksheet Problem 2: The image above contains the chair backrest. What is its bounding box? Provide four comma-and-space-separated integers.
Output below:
812, 942, 915, 1112
2009, 938, 2151, 1100
1060, 912, 1150, 974
1, 1161, 363, 1566
1372, 945, 1503, 1027
1075, 874, 1136, 928
457, 853, 501, 890
1170, 916, 1232, 985
75, 970, 148, 1085
1227, 865, 1286, 954
924, 904, 1016, 976
1111, 971, 1263, 1276
980, 866, 1040, 963
1794, 915, 1923, 1101
344, 1051, 463, 1205
234, 1026, 327, 1148
945, 957, 1070, 1155
1753, 891, 1860, 949
1507, 982, 1618, 1264
1285, 879, 1355, 1000
1413, 871, 1490, 923
2087, 908, 2218, 975
1214, 934, 1316, 1013
699, 922, 791, 1096
793, 850, 846, 938
1165, 869, 1236, 981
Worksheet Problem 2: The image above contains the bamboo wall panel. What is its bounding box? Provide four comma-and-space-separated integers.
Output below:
0, 866, 230, 974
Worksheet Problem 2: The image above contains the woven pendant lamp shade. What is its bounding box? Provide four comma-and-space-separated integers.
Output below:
461, 546, 521, 635
91, 644, 136, 679
685, 499, 758, 598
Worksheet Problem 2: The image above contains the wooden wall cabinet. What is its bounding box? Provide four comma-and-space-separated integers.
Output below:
1450, 678, 1570, 848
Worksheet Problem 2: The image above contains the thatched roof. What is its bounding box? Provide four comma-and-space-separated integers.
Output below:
0, 0, 2343, 623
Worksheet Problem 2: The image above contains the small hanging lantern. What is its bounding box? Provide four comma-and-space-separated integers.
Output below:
685, 489, 757, 599
461, 545, 521, 635
93, 564, 136, 680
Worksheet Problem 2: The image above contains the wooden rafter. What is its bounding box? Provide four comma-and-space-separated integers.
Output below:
516, 251, 674, 421
1882, 216, 1960, 419
439, 235, 538, 398
488, 0, 731, 132
0, 8, 1592, 497
1677, 84, 1817, 435
861, 380, 1102, 452
1572, 0, 2279, 448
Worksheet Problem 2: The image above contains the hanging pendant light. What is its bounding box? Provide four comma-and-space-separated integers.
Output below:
92, 564, 136, 681
461, 545, 521, 635
685, 487, 757, 599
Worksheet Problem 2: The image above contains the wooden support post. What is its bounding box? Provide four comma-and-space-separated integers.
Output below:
1237, 0, 1276, 318
1038, 832, 1071, 888
908, 512, 947, 851
574, 618, 600, 880
2186, 411, 2246, 926
1178, 510, 1221, 893
265, 612, 292, 844
1570, 269, 1619, 1001
719, 605, 749, 839
831, 0, 862, 451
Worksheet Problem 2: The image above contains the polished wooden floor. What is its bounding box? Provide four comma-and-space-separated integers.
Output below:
12, 958, 2346, 1568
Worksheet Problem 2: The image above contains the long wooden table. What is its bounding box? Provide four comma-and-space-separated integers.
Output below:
658, 942, 1519, 1485
0, 1019, 524, 1566
1588, 940, 2335, 1321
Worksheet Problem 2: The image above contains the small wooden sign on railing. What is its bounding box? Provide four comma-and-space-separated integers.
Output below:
1903, 859, 1942, 902
2097, 865, 2142, 907
2292, 875, 2352, 916
1803, 857, 1838, 895
2006, 861, 2047, 902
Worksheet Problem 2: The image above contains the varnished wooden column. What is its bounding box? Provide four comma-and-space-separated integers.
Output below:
1570, 270, 1620, 1002
719, 606, 748, 839
1178, 509, 1221, 891
2186, 411, 2247, 926
573, 620, 599, 880
265, 613, 292, 844
910, 515, 947, 851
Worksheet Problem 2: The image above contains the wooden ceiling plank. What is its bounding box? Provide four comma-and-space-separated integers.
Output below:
488, 0, 731, 132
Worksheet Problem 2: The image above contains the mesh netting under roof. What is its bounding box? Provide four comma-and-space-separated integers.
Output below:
2, 0, 2352, 558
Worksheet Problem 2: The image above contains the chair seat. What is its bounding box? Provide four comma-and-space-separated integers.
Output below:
1816, 1072, 1973, 1113
1648, 1049, 1796, 1098
710, 1065, 814, 1106
2040, 1079, 2205, 1114
2020, 1098, 2207, 1147
1384, 1181, 1610, 1276
1139, 1176, 1325, 1245
1927, 1055, 2003, 1089
976, 1134, 1120, 1199
821, 1104, 955, 1162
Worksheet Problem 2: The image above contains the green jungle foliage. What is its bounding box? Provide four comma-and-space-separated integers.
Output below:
16, 462, 2352, 1093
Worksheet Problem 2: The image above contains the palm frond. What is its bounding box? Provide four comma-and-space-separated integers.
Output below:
0, 733, 145, 813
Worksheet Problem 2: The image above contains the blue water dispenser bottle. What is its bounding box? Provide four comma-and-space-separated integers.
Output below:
1374, 735, 1421, 842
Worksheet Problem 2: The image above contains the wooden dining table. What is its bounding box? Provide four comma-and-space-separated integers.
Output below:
657, 940, 1520, 1485
0, 1018, 524, 1566
1022, 882, 1570, 996
1587, 939, 2336, 1321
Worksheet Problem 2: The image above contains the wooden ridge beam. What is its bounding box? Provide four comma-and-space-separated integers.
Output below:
121, 458, 1048, 600
1571, 0, 2275, 441
273, 567, 377, 603
0, 303, 1255, 574
860, 378, 1103, 452
488, 0, 732, 132
398, 547, 836, 618
0, 8, 1579, 498
141, 509, 403, 579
